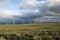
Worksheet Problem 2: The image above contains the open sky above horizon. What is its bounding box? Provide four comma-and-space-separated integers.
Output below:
0, 0, 60, 23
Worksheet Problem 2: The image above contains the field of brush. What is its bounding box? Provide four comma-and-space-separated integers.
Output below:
0, 23, 60, 40
0, 23, 59, 34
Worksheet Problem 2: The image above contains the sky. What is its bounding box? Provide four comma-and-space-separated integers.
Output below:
0, 0, 60, 24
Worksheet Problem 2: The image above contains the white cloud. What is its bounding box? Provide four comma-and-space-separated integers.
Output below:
0, 0, 10, 6
0, 9, 17, 19
20, 0, 45, 9
46, 0, 60, 7
18, 0, 60, 22
19, 0, 46, 18
46, 0, 60, 15
43, 16, 60, 18
51, 12, 60, 16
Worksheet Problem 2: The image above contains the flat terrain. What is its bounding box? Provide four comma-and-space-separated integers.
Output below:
0, 23, 60, 40
0, 23, 60, 34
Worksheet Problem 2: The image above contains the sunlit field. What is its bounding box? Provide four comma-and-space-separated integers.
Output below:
0, 23, 60, 40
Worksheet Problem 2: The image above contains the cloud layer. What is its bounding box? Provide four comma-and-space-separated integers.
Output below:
0, 0, 60, 23
0, 0, 10, 6
18, 0, 60, 22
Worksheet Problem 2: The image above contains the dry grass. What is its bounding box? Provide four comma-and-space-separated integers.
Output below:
0, 23, 59, 34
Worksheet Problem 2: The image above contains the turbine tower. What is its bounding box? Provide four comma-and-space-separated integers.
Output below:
29, 18, 32, 24
6, 20, 7, 24
23, 18, 25, 24
5, 18, 7, 24
13, 19, 15, 24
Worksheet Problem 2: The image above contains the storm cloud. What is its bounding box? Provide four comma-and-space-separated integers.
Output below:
0, 0, 60, 24
17, 0, 60, 22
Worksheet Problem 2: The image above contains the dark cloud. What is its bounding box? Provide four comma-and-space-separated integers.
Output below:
49, 5, 60, 13
14, 0, 60, 23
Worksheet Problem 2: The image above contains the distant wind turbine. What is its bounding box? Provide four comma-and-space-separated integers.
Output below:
23, 18, 25, 24
29, 18, 32, 24
13, 19, 15, 24
6, 20, 7, 24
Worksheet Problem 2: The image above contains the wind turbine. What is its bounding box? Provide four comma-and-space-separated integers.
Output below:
14, 19, 15, 24
13, 19, 15, 24
0, 15, 8, 24
6, 20, 7, 24
29, 18, 32, 24
22, 18, 25, 24
13, 16, 25, 24
5, 18, 8, 24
